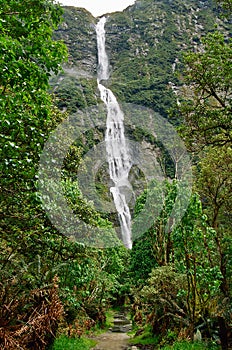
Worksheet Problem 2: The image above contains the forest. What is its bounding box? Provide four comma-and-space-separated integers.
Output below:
0, 0, 231, 349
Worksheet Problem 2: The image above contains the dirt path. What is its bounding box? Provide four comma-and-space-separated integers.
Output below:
92, 331, 130, 350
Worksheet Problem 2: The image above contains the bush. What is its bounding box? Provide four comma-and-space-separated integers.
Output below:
0, 277, 63, 350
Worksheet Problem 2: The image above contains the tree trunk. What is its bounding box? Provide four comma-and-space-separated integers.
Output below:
218, 316, 228, 350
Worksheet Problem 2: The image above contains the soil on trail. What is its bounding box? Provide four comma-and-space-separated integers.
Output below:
92, 331, 130, 350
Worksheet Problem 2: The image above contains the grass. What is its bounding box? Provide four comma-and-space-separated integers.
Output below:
50, 308, 129, 349
86, 308, 115, 336
129, 328, 159, 347
160, 340, 220, 350
130, 336, 159, 346
105, 309, 115, 329
128, 326, 219, 350
49, 336, 96, 350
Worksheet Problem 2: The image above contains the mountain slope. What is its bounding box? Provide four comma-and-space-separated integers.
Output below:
105, 0, 230, 116
51, 0, 230, 117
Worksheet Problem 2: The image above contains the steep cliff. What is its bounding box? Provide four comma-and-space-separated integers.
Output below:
51, 0, 230, 117
49, 0, 231, 233
51, 7, 99, 112
105, 0, 230, 116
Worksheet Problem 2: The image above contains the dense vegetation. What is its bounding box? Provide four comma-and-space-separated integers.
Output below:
0, 0, 231, 349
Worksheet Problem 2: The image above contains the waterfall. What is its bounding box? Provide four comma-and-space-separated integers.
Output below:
96, 17, 133, 249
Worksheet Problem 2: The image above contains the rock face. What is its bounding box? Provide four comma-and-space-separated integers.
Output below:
104, 0, 230, 116
51, 7, 99, 113
54, 6, 97, 77
106, 0, 227, 63
52, 0, 230, 117
49, 1, 231, 230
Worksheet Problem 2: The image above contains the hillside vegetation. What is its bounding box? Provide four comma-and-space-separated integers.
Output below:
0, 0, 231, 349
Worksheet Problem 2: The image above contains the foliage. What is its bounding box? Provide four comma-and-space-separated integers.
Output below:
180, 32, 232, 149
160, 340, 219, 350
195, 146, 232, 230
0, 277, 63, 350
131, 193, 227, 346
51, 6, 98, 113
0, 3, 68, 346
179, 13, 232, 348
194, 147, 232, 314
50, 74, 99, 113
1, 0, 67, 178
132, 265, 187, 341
0, 0, 129, 347
104, 0, 230, 119
130, 231, 157, 285
131, 180, 178, 279
0, 0, 67, 245
49, 335, 96, 350
1, 0, 232, 348
172, 195, 222, 338
53, 6, 96, 67
217, 0, 232, 14
129, 326, 159, 346
58, 246, 129, 325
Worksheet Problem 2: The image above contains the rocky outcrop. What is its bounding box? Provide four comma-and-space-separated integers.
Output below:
51, 7, 99, 113
54, 6, 97, 76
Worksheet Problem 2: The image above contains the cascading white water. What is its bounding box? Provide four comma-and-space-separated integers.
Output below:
96, 17, 133, 249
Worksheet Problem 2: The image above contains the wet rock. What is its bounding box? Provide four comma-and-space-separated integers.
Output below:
112, 313, 132, 333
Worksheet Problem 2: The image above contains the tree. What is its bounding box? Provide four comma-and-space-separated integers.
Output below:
0, 2, 68, 347
0, 4, 129, 347
194, 147, 232, 349
131, 180, 178, 276
196, 147, 232, 232
0, 0, 67, 237
179, 12, 232, 347
0, 0, 67, 180
217, 0, 232, 14
0, 0, 68, 239
180, 31, 232, 149
172, 194, 222, 341
132, 195, 223, 345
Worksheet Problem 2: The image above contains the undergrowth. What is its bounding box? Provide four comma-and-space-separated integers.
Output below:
160, 340, 220, 350
49, 335, 96, 350
129, 327, 159, 346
